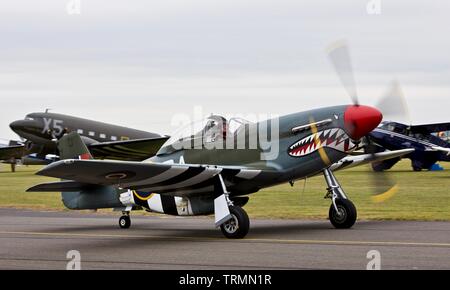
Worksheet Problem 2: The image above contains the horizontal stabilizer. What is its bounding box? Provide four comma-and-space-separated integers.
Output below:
27, 181, 100, 192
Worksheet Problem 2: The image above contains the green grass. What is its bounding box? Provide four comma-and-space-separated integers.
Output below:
0, 165, 61, 209
246, 161, 450, 220
1, 161, 450, 220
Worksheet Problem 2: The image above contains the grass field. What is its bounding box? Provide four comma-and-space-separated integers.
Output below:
1, 160, 449, 220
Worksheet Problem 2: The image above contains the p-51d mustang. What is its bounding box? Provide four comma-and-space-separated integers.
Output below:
29, 104, 412, 239
28, 41, 411, 239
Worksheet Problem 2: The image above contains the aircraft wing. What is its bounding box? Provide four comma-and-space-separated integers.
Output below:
432, 146, 450, 156
0, 144, 25, 161
330, 149, 414, 171
410, 122, 450, 134
88, 136, 169, 161
33, 159, 262, 196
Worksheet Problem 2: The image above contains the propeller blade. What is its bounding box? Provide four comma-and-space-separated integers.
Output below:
375, 80, 411, 125
309, 117, 332, 166
326, 40, 359, 105
364, 140, 399, 203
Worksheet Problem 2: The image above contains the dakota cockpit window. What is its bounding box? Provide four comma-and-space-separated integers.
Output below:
157, 115, 252, 155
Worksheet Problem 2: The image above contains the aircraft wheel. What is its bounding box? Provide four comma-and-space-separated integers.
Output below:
329, 199, 357, 229
220, 206, 250, 239
119, 215, 131, 229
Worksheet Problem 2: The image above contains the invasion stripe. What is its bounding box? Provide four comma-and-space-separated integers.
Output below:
136, 169, 243, 194
150, 178, 218, 194
122, 166, 189, 188
133, 168, 220, 192
160, 195, 178, 215
143, 166, 207, 187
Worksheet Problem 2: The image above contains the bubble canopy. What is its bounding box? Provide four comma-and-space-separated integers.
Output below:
157, 115, 252, 155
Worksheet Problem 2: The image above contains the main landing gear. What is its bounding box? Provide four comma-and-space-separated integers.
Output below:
220, 206, 250, 239
323, 168, 357, 229
214, 175, 250, 239
119, 211, 131, 229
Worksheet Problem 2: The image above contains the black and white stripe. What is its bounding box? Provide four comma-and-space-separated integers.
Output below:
122, 166, 261, 196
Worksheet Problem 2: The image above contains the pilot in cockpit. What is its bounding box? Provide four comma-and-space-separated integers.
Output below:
203, 115, 228, 143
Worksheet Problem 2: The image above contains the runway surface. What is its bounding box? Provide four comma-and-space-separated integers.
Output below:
0, 208, 449, 270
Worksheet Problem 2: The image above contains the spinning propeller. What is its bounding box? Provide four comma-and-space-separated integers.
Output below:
376, 80, 411, 126
326, 40, 410, 202
326, 40, 359, 106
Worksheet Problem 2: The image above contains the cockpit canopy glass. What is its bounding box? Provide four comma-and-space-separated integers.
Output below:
157, 115, 252, 155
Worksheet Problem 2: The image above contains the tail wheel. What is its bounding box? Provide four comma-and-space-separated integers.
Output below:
329, 199, 357, 229
119, 215, 131, 229
220, 206, 250, 239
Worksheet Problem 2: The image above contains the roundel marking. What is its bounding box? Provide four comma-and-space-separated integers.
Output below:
133, 190, 154, 201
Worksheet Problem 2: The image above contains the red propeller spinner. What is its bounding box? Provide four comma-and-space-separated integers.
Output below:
344, 105, 382, 140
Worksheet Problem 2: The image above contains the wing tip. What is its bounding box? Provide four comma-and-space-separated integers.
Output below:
36, 159, 76, 177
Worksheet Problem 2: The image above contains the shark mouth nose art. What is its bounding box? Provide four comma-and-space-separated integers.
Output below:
288, 128, 356, 157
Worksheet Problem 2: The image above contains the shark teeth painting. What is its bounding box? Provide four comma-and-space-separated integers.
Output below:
288, 128, 356, 157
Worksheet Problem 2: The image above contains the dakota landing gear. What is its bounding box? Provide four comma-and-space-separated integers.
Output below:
220, 206, 250, 239
323, 168, 357, 229
119, 212, 131, 229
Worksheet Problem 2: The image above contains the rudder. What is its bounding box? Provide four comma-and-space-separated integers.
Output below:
58, 132, 93, 160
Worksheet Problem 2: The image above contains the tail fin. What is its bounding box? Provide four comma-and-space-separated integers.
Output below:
50, 132, 116, 210
29, 132, 123, 211
58, 132, 93, 160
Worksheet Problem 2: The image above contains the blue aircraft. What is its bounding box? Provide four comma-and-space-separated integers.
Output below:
367, 121, 450, 171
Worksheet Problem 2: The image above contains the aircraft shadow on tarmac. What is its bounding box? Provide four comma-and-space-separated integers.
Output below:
38, 218, 352, 240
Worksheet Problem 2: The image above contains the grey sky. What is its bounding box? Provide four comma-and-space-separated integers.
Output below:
1, 0, 449, 141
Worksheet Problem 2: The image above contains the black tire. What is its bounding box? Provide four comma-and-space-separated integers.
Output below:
119, 215, 131, 229
329, 199, 357, 229
220, 206, 250, 239
413, 166, 422, 172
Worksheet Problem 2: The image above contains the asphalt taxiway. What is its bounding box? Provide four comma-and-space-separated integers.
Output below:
0, 208, 449, 269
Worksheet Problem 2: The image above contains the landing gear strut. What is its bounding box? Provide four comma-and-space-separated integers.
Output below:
214, 174, 250, 239
323, 168, 357, 229
119, 211, 131, 229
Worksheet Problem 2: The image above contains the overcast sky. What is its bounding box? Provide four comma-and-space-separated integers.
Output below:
1, 0, 449, 141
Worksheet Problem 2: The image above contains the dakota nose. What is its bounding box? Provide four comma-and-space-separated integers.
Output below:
9, 120, 36, 133
344, 105, 382, 140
